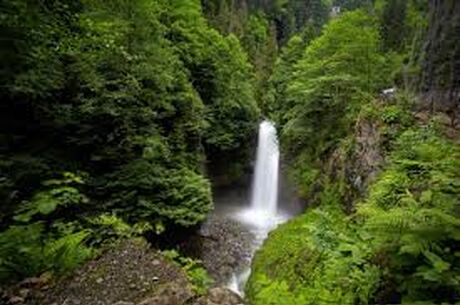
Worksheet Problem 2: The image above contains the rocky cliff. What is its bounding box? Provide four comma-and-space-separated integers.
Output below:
420, 0, 460, 124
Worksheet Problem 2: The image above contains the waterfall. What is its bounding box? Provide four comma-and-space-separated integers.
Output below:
250, 120, 280, 216
235, 120, 281, 228
227, 120, 286, 295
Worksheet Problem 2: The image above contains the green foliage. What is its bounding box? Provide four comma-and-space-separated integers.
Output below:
334, 0, 373, 11
271, 10, 397, 198
86, 213, 154, 246
14, 173, 88, 223
358, 127, 460, 302
147, 0, 260, 182
250, 9, 457, 302
202, 0, 330, 44
105, 162, 212, 227
380, 0, 408, 51
292, 10, 392, 94
0, 0, 260, 259
249, 126, 460, 305
250, 274, 305, 305
265, 31, 313, 122
250, 11, 426, 302
248, 2, 458, 305
247, 185, 381, 305
288, 156, 320, 198
374, 0, 427, 89
359, 92, 415, 151
201, 0, 332, 111
0, 223, 46, 282
241, 12, 278, 104
162, 249, 213, 295
43, 230, 93, 275
0, 173, 93, 283
0, 0, 262, 284
166, 11, 259, 152
0, 223, 92, 283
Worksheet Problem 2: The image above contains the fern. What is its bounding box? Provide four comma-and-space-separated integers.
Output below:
0, 223, 45, 282
161, 249, 213, 295
0, 223, 93, 283
86, 213, 153, 245
358, 127, 460, 302
0, 173, 93, 283
43, 231, 93, 275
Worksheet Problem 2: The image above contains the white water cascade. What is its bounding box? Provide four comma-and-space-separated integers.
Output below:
250, 121, 280, 218
227, 120, 289, 295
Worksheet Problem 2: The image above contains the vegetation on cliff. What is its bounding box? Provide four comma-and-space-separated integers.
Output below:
247, 1, 460, 304
1, 1, 459, 304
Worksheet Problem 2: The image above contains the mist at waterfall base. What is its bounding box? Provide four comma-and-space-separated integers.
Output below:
236, 121, 288, 229
215, 120, 293, 295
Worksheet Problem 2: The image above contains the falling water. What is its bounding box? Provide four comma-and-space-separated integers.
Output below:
235, 120, 283, 227
251, 121, 280, 216
227, 120, 288, 295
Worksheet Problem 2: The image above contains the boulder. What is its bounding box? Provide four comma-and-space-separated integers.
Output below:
193, 288, 244, 305
136, 283, 193, 305
20, 239, 192, 305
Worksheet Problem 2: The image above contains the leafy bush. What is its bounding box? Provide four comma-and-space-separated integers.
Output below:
0, 223, 92, 283
86, 213, 154, 246
14, 172, 88, 223
0, 173, 93, 283
162, 249, 213, 295
105, 163, 212, 227
0, 223, 45, 281
358, 127, 460, 302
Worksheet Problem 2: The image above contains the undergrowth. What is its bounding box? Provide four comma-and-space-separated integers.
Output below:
247, 122, 460, 305
162, 249, 213, 295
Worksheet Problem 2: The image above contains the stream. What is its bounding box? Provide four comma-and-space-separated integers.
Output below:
210, 120, 295, 295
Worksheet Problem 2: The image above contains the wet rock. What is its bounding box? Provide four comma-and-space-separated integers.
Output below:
18, 289, 29, 299
328, 116, 384, 211
136, 282, 193, 305
196, 216, 254, 286
193, 288, 244, 305
380, 87, 396, 100
19, 278, 40, 288
9, 296, 25, 304
19, 273, 52, 289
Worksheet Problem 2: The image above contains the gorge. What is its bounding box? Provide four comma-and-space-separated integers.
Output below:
1, 1, 459, 305
225, 120, 290, 295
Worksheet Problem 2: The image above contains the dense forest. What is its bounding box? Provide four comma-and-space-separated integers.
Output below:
0, 0, 459, 305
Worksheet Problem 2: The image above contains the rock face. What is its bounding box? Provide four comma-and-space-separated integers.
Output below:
5, 239, 245, 305
192, 288, 244, 305
348, 118, 384, 192
419, 0, 460, 123
198, 216, 254, 286
328, 116, 384, 211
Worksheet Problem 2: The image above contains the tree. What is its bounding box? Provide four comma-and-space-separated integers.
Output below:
281, 11, 392, 163
0, 1, 260, 278
380, 0, 408, 51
